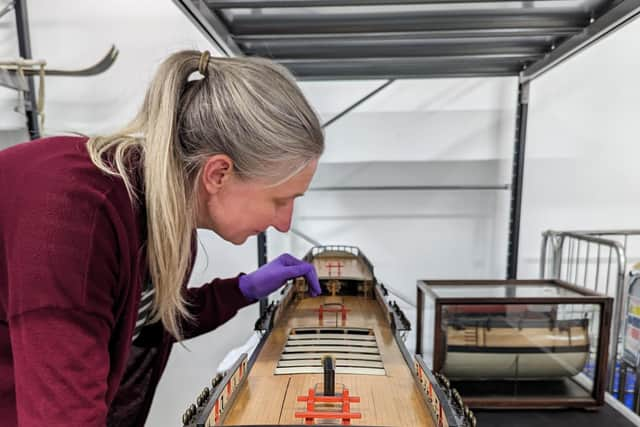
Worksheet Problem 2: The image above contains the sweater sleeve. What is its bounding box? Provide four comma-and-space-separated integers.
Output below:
179, 275, 256, 340
9, 308, 112, 427
5, 188, 125, 427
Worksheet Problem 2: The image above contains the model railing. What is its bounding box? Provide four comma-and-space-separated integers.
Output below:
540, 229, 640, 393
305, 245, 375, 276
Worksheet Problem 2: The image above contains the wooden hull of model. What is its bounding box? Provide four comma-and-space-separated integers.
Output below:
442, 321, 589, 379
222, 295, 434, 426
181, 246, 471, 427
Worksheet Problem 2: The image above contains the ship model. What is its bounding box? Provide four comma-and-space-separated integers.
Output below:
418, 278, 608, 409
180, 245, 475, 426
441, 303, 590, 380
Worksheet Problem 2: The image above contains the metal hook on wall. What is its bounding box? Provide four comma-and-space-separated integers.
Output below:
0, 45, 120, 135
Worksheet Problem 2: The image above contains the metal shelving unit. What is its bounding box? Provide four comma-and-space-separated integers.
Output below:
12, 0, 40, 139
174, 1, 640, 422
173, 0, 640, 301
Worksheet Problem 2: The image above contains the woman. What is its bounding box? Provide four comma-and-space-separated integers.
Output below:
0, 50, 323, 427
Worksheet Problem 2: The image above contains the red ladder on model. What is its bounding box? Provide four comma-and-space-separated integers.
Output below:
295, 388, 361, 425
325, 261, 344, 276
316, 303, 350, 322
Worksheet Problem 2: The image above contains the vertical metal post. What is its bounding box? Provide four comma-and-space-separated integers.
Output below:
506, 81, 530, 280
322, 356, 335, 396
257, 231, 268, 315
416, 282, 424, 356
634, 365, 640, 413
618, 362, 628, 403
14, 0, 40, 140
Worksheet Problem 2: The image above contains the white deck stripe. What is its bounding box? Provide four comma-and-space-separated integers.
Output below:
286, 339, 377, 347
278, 360, 384, 368
288, 334, 375, 341
284, 345, 379, 354
275, 366, 386, 376
279, 353, 382, 361
277, 328, 385, 376
292, 328, 371, 334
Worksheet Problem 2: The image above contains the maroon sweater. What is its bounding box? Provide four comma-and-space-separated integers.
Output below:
0, 136, 254, 426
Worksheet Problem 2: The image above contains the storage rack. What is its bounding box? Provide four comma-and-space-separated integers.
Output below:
173, 3, 640, 423
541, 230, 640, 405
173, 0, 640, 285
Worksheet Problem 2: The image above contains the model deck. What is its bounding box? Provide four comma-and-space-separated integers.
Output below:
223, 295, 434, 426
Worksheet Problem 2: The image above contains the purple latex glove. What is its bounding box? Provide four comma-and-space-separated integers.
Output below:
239, 253, 321, 300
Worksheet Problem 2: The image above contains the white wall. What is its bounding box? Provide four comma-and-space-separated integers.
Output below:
518, 17, 640, 278
0, 0, 221, 139
294, 78, 517, 303
303, 78, 517, 163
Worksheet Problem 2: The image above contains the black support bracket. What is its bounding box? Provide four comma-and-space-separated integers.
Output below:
506, 81, 530, 280
257, 232, 268, 316
14, 0, 40, 140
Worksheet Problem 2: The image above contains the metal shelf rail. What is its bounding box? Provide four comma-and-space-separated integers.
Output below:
174, 0, 640, 285
176, 0, 640, 81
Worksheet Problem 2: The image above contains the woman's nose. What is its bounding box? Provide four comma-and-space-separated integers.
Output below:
272, 204, 293, 232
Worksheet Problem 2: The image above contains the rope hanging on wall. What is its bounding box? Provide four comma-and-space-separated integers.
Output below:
0, 45, 119, 133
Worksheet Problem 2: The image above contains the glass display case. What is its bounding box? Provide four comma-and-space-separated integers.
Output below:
416, 280, 613, 408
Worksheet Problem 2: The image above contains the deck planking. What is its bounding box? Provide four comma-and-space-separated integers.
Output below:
222, 295, 434, 426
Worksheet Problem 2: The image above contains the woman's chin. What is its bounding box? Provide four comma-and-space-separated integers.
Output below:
225, 230, 261, 245
228, 234, 250, 245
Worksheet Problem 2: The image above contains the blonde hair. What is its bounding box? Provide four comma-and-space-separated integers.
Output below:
87, 51, 324, 339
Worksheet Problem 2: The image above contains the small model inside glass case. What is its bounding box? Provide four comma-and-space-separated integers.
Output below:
416, 280, 613, 408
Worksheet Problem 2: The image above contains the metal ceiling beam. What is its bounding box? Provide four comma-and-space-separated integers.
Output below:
240, 36, 553, 58
0, 1, 14, 19
173, 0, 242, 56
309, 185, 510, 191
235, 28, 581, 42
279, 54, 539, 79
207, 0, 569, 6
322, 79, 394, 128
228, 9, 591, 35
521, 0, 640, 82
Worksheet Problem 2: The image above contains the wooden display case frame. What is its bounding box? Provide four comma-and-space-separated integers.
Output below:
416, 279, 613, 409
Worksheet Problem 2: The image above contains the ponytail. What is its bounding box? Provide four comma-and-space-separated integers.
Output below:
87, 51, 323, 340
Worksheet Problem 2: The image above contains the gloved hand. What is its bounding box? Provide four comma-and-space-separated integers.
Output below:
238, 253, 322, 300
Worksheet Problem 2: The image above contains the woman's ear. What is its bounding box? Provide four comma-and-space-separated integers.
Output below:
201, 154, 234, 195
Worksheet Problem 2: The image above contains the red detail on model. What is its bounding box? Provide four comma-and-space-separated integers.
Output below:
295, 388, 361, 425
325, 261, 344, 276
316, 304, 350, 322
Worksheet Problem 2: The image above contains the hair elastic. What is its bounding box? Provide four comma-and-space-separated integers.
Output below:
198, 50, 211, 77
